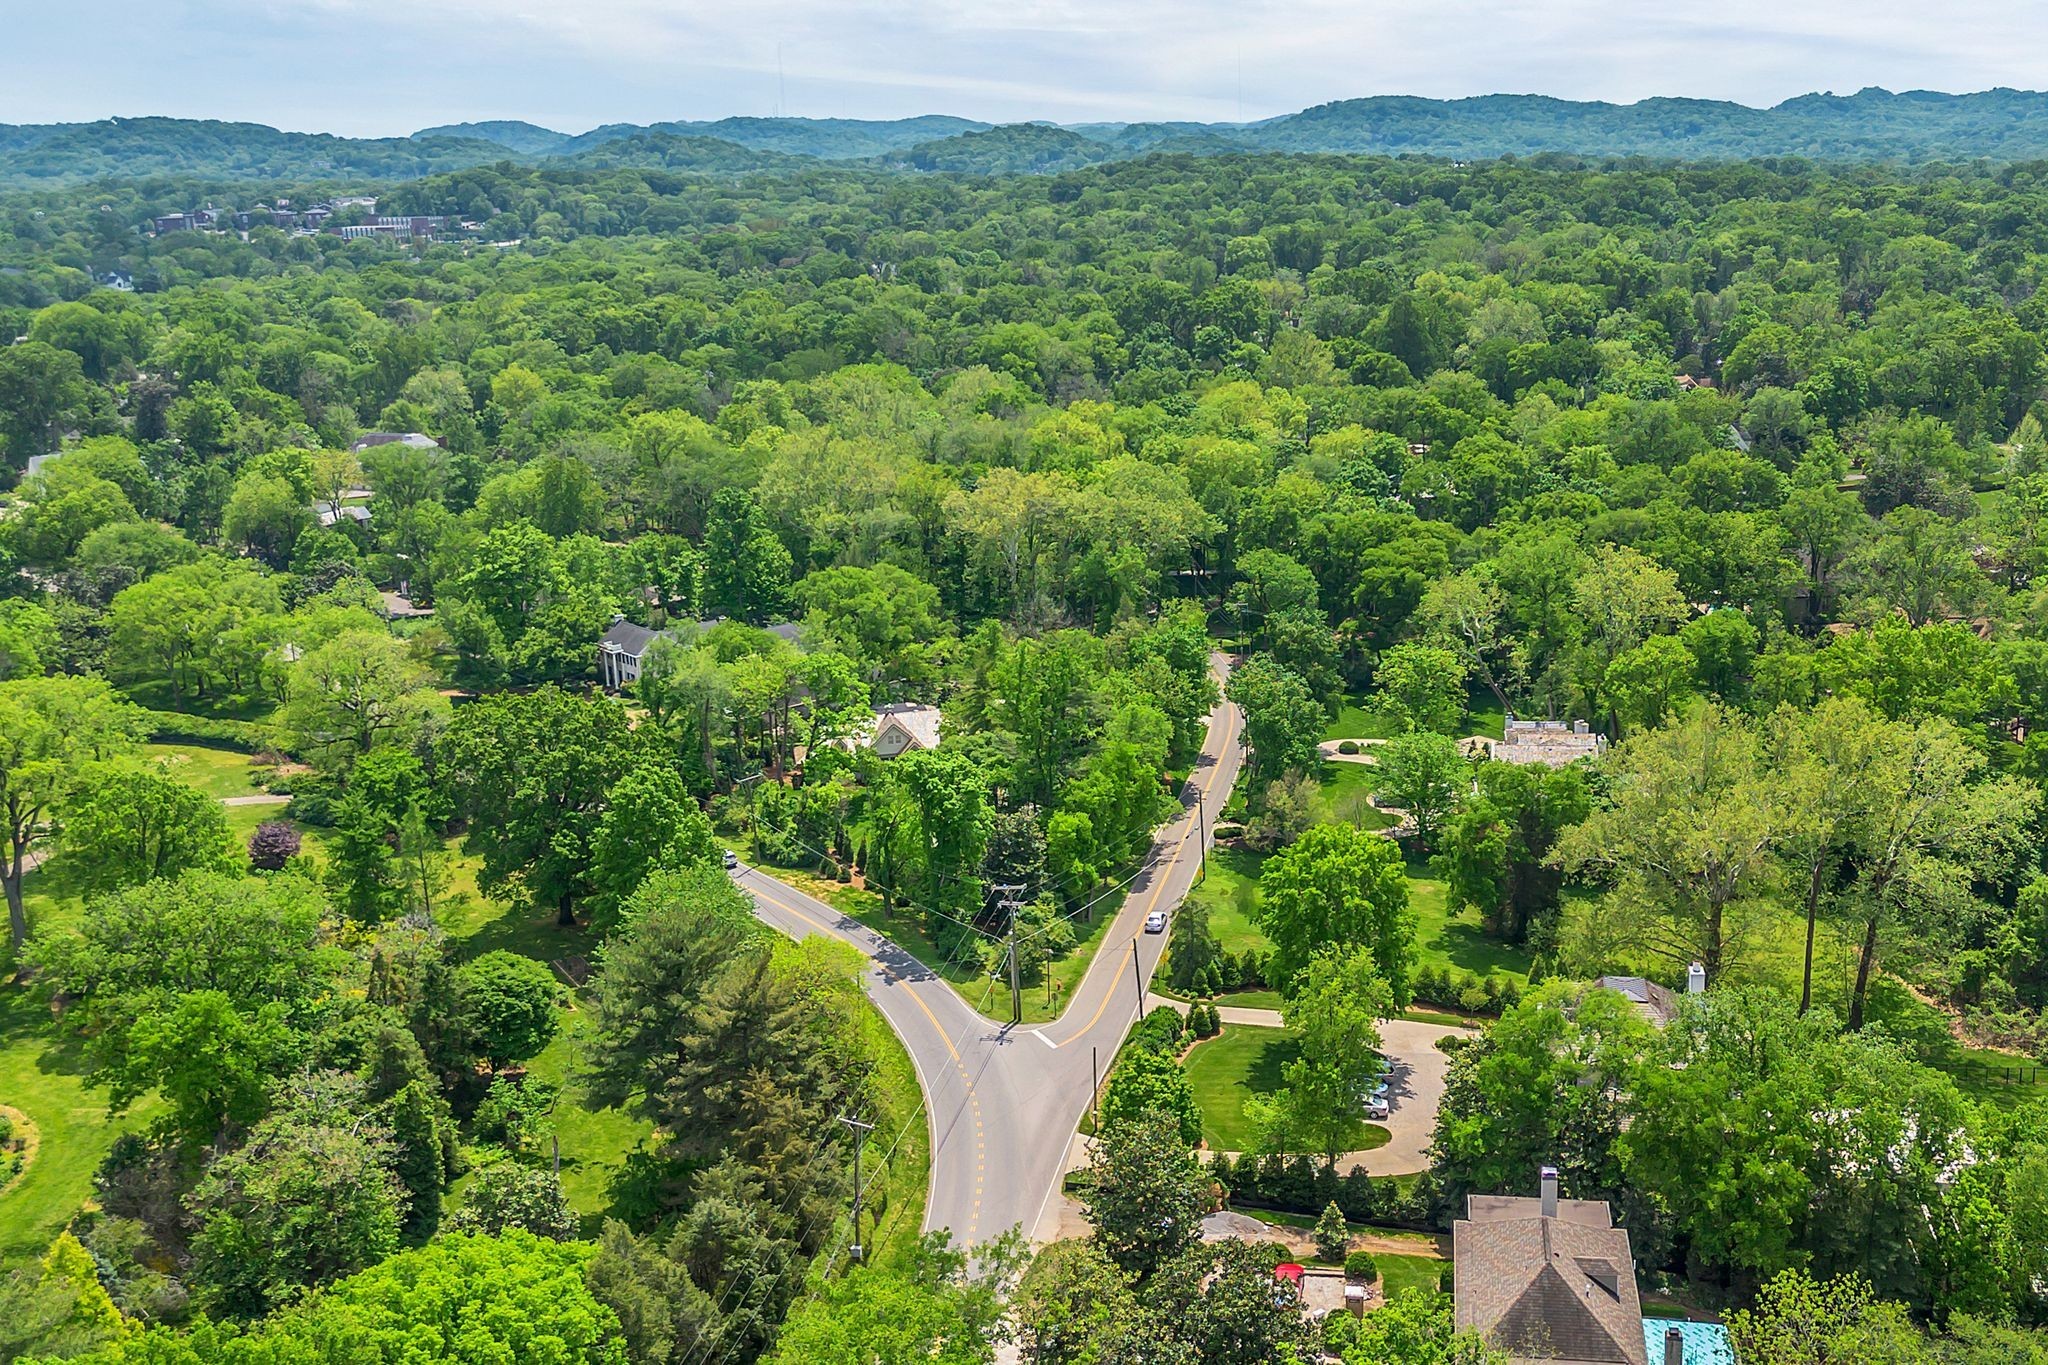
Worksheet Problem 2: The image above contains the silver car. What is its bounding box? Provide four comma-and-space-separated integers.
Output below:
1144, 910, 1167, 934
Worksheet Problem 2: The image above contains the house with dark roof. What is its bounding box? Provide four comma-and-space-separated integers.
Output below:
598, 619, 666, 690
1455, 1168, 1647, 1365
597, 616, 804, 690
1594, 964, 1706, 1028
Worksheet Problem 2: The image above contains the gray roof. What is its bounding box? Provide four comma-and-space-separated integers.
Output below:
349, 432, 440, 453
600, 620, 663, 657
1595, 977, 1680, 1027
1456, 1197, 1646, 1365
602, 616, 803, 661
873, 702, 943, 750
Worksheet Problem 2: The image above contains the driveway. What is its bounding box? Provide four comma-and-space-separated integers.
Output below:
1166, 1000, 1474, 1176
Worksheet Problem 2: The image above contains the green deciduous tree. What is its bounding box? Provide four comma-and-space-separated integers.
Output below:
1100, 1046, 1202, 1148
456, 949, 560, 1069
1256, 821, 1413, 1003
1256, 947, 1392, 1163
57, 760, 239, 894
589, 761, 718, 913
1083, 1107, 1210, 1281
1555, 704, 1782, 980
440, 686, 637, 926
0, 676, 147, 950
1437, 760, 1589, 947
1372, 730, 1468, 849
1371, 643, 1468, 736
281, 629, 449, 773
1227, 656, 1324, 786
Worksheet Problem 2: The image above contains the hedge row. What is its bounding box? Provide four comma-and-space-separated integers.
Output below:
140, 709, 280, 754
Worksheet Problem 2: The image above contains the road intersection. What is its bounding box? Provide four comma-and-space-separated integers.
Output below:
736, 656, 1243, 1245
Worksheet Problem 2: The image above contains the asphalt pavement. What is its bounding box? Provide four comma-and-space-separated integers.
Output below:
734, 654, 1243, 1246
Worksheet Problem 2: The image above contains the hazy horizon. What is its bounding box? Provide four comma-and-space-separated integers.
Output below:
8, 1, 2048, 138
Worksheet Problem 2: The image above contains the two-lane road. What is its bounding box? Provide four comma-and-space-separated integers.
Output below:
733, 655, 1243, 1244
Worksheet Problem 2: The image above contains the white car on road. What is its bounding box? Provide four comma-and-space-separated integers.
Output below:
1143, 910, 1168, 934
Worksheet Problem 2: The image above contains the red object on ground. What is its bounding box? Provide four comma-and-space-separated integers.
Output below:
1274, 1263, 1305, 1285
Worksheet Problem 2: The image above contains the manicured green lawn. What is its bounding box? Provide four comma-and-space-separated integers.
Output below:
1185, 844, 1268, 956
1322, 700, 1396, 743
1377, 1253, 1447, 1301
1183, 1024, 1390, 1154
142, 742, 272, 799
1179, 846, 1531, 995
1321, 685, 1506, 745
0, 976, 155, 1271
1406, 858, 1531, 984
518, 1013, 656, 1234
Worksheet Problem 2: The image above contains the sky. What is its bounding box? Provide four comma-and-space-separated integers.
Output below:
5, 0, 2048, 136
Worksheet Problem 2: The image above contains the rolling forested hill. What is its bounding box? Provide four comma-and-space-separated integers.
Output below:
16, 87, 2048, 186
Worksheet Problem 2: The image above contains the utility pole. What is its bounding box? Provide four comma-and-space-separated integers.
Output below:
1129, 939, 1145, 1018
1194, 783, 1206, 887
992, 883, 1027, 1026
836, 1111, 876, 1263
1090, 1045, 1100, 1128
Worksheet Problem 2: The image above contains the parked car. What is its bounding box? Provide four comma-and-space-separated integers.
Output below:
1364, 1095, 1391, 1121
1144, 910, 1168, 934
723, 849, 739, 869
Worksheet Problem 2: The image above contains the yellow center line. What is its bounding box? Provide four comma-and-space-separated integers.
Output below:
1067, 698, 1240, 1039
747, 876, 963, 1064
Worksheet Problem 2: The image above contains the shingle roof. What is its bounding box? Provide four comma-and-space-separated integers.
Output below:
1595, 976, 1680, 1027
1456, 1199, 1647, 1365
873, 702, 942, 751
600, 620, 663, 657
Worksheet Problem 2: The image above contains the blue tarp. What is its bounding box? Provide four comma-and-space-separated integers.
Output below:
1643, 1318, 1737, 1364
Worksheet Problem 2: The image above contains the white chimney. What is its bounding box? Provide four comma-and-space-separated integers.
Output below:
1663, 1326, 1685, 1365
1539, 1165, 1558, 1219
1686, 962, 1707, 995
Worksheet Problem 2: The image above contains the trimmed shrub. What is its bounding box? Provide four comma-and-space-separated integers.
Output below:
1345, 1249, 1379, 1283
1314, 1201, 1350, 1261
247, 820, 302, 871
1337, 740, 1360, 755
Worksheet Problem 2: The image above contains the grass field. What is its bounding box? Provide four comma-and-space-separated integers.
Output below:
1183, 1023, 1391, 1154
0, 972, 156, 1270
142, 742, 273, 799
1321, 686, 1507, 746
1377, 1252, 1447, 1299
1178, 844, 1533, 1007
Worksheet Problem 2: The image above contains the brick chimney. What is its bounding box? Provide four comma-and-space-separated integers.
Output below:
1539, 1165, 1558, 1219
1663, 1326, 1685, 1365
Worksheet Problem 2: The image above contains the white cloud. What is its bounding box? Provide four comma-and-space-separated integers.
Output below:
5, 0, 2048, 135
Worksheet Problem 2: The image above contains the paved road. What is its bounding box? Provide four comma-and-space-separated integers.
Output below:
735, 655, 1243, 1246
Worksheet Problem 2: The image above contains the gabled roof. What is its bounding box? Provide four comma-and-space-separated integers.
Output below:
1456, 1198, 1647, 1365
1595, 976, 1680, 1027
600, 620, 663, 657
872, 702, 942, 751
